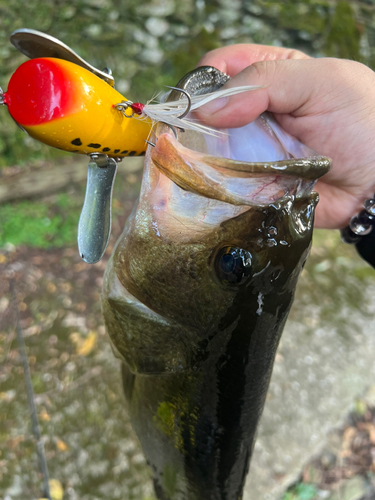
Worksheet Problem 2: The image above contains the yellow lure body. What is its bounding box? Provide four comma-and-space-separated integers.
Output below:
5, 57, 153, 157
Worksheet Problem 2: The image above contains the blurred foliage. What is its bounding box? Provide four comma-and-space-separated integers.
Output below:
0, 193, 80, 248
0, 0, 373, 249
1, 3, 375, 498
325, 1, 361, 60
0, 0, 373, 167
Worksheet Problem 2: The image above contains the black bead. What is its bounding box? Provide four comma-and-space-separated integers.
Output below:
341, 226, 361, 244
357, 209, 375, 225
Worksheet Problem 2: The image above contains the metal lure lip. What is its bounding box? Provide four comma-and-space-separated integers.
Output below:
10, 28, 115, 87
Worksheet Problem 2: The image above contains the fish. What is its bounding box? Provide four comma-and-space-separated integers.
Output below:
102, 67, 331, 499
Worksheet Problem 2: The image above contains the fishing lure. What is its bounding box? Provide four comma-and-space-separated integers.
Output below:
3, 57, 153, 158
0, 29, 260, 263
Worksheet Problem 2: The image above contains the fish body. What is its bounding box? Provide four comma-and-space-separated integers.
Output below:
3, 57, 152, 157
102, 68, 331, 499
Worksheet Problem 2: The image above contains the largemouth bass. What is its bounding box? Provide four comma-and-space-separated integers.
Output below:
102, 67, 331, 500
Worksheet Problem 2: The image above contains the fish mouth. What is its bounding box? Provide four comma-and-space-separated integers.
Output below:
142, 112, 331, 236
138, 66, 331, 235
151, 124, 330, 208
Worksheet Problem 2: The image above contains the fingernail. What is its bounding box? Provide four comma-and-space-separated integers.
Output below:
200, 97, 228, 115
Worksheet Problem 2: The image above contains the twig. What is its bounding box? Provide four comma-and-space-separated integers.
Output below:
10, 279, 51, 500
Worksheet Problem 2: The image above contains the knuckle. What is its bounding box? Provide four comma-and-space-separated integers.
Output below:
287, 48, 310, 60
248, 59, 279, 82
325, 58, 372, 80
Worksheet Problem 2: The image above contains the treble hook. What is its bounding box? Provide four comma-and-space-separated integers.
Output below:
0, 87, 5, 105
159, 121, 179, 139
165, 86, 192, 119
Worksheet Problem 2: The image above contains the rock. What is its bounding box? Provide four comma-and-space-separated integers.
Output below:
84, 24, 102, 38
140, 47, 164, 64
244, 233, 375, 500
220, 27, 238, 40
364, 386, 375, 407
328, 476, 368, 500
84, 0, 111, 8
135, 0, 175, 17
0, 159, 88, 203
145, 17, 169, 37
60, 5, 76, 19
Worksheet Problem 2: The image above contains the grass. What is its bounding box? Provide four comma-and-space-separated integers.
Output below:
0, 193, 80, 249
282, 483, 318, 500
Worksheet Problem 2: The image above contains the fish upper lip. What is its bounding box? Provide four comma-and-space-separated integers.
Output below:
150, 132, 331, 207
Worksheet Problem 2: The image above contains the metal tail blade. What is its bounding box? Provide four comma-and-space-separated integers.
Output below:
78, 156, 117, 264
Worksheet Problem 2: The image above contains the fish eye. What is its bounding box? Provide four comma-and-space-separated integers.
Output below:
215, 247, 252, 285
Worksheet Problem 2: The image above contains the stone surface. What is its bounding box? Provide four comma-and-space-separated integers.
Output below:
328, 476, 368, 500
243, 236, 375, 500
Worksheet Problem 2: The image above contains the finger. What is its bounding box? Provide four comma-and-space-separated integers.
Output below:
195, 58, 341, 129
197, 44, 310, 76
313, 181, 364, 229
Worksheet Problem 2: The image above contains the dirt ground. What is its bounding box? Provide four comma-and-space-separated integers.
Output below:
1, 170, 375, 500
0, 166, 157, 500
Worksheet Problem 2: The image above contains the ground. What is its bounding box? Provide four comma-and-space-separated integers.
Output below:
1, 163, 375, 500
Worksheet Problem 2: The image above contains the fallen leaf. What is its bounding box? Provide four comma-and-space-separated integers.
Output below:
49, 479, 64, 500
340, 426, 357, 457
359, 422, 375, 445
39, 408, 50, 422
0, 297, 9, 312
56, 438, 68, 452
70, 331, 97, 356
7, 435, 25, 449
24, 325, 42, 337
47, 282, 56, 293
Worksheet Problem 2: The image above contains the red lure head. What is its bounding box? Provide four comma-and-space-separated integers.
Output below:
5, 58, 77, 127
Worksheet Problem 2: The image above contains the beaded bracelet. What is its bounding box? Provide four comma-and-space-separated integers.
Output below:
341, 194, 375, 243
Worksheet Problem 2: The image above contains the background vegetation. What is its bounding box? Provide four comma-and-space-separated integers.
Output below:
1, 1, 375, 500
1, 0, 374, 248
0, 0, 372, 168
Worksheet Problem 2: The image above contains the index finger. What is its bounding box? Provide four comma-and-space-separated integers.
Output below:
197, 44, 310, 76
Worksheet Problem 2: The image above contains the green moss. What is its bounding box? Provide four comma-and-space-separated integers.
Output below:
325, 0, 362, 60
131, 28, 221, 101
0, 193, 80, 249
276, 0, 330, 35
282, 482, 318, 500
165, 28, 221, 82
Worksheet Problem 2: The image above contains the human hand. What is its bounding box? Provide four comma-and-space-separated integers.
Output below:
196, 45, 375, 229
